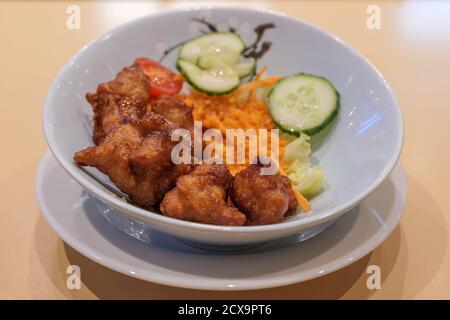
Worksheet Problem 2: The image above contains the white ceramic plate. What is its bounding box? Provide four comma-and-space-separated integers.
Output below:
42, 7, 404, 246
36, 151, 407, 290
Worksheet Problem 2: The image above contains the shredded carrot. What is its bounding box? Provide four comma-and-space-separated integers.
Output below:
254, 65, 268, 80
247, 66, 268, 102
293, 190, 312, 212
181, 88, 288, 175
235, 76, 282, 95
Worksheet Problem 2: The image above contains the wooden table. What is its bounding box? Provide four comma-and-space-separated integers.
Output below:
1, 0, 449, 299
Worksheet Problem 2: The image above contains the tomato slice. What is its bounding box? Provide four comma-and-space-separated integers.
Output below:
135, 58, 183, 97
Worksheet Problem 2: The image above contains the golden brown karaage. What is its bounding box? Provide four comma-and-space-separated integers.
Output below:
86, 65, 150, 145
74, 113, 195, 207
230, 161, 298, 225
160, 164, 246, 226
150, 95, 194, 133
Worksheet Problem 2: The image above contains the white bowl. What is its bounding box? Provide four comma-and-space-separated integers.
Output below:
42, 7, 403, 247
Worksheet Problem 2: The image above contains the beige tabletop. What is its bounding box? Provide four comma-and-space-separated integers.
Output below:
1, 0, 450, 299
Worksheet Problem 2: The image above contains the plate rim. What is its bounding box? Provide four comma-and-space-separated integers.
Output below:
35, 150, 407, 291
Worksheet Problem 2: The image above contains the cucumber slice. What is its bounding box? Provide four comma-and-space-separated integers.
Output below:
198, 55, 255, 79
179, 32, 245, 64
234, 58, 255, 78
176, 60, 240, 95
197, 51, 240, 69
269, 73, 339, 135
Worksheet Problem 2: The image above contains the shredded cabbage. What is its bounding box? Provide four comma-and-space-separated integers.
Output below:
284, 133, 311, 163
284, 134, 325, 198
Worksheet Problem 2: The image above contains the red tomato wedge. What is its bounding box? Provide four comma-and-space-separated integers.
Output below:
135, 58, 183, 97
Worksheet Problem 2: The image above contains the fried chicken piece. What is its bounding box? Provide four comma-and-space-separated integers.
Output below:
160, 164, 246, 226
150, 95, 194, 133
86, 65, 150, 144
127, 117, 195, 206
74, 113, 195, 207
230, 162, 299, 225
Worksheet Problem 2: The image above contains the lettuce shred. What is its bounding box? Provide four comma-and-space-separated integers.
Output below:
284, 134, 324, 198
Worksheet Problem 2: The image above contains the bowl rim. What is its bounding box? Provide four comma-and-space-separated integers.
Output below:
42, 5, 404, 234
